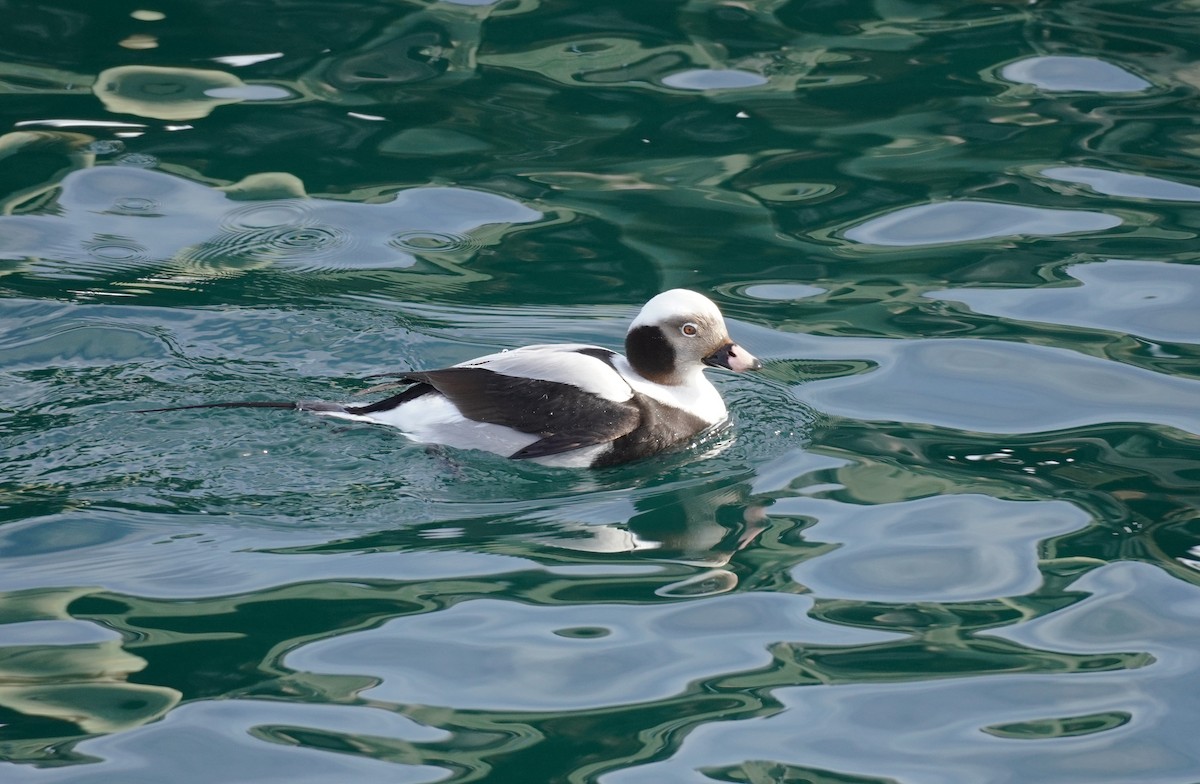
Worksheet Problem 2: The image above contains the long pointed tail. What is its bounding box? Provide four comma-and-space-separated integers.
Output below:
134, 400, 346, 414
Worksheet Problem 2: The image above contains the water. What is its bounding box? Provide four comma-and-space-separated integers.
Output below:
2, 0, 1200, 781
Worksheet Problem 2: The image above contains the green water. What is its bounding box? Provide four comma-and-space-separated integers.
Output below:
3, 0, 1200, 782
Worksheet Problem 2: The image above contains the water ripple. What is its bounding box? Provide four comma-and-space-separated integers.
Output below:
284, 594, 902, 712
109, 196, 160, 214
22, 700, 447, 784
180, 224, 354, 271
1041, 166, 1200, 202
927, 259, 1200, 344
84, 236, 149, 263
220, 200, 316, 232
388, 230, 481, 253
0, 167, 546, 280
1000, 55, 1152, 93
781, 494, 1089, 602
4, 2, 1200, 783
843, 201, 1122, 246
799, 337, 1200, 435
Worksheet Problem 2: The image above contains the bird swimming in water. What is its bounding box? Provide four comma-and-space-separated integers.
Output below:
139, 289, 761, 468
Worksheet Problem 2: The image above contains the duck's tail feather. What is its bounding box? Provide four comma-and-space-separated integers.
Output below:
134, 400, 347, 414
361, 370, 414, 380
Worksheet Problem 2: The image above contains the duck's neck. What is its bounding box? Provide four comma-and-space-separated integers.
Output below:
616, 356, 725, 424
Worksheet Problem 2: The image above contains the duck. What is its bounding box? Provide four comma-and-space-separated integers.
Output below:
140, 289, 761, 468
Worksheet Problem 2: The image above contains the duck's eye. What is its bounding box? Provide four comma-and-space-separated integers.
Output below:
681, 322, 699, 337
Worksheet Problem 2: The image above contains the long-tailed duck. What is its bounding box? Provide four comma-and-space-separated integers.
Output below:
141, 289, 761, 468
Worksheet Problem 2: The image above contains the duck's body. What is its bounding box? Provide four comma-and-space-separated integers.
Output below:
141, 290, 760, 468
331, 341, 731, 468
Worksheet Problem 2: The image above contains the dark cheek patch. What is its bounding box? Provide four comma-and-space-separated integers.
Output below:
625, 325, 675, 382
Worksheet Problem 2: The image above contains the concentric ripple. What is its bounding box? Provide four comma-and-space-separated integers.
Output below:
220, 200, 317, 232
180, 224, 353, 272
388, 230, 481, 253
108, 196, 160, 215
84, 236, 149, 263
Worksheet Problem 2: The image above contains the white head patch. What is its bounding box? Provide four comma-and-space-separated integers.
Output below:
630, 289, 724, 330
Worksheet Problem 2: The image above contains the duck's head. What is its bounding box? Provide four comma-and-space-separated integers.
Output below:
625, 289, 762, 385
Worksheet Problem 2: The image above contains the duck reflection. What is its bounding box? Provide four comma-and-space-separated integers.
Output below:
534, 478, 770, 597
271, 467, 772, 596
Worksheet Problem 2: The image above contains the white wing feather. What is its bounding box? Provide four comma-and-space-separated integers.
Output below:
452, 344, 634, 402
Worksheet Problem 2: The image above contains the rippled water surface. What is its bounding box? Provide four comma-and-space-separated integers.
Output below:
3, 1, 1200, 782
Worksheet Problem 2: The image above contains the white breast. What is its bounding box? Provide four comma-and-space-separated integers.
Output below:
611, 356, 727, 425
